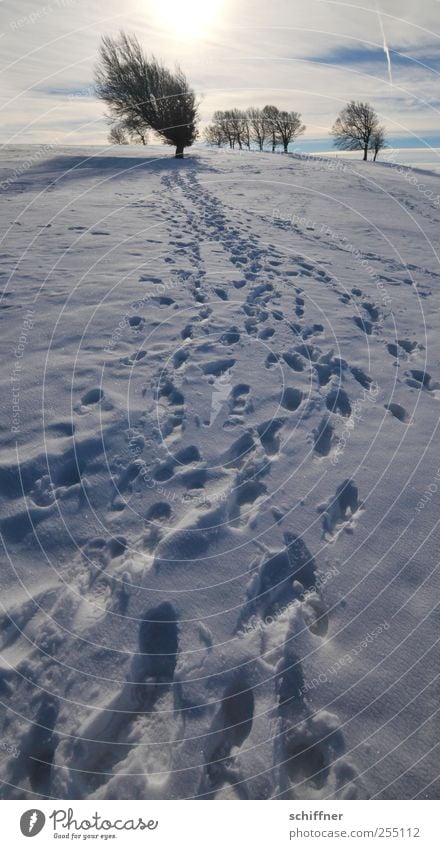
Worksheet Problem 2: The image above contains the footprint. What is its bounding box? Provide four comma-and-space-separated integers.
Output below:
136, 602, 179, 683
47, 421, 75, 437
397, 339, 418, 354
81, 388, 104, 406
111, 460, 142, 510
201, 678, 255, 794
146, 502, 172, 522
241, 533, 317, 625
202, 359, 235, 377
350, 367, 371, 389
282, 352, 305, 372
128, 315, 144, 328
281, 388, 303, 412
319, 479, 361, 540
353, 316, 372, 335
226, 384, 251, 425
405, 369, 432, 390
325, 387, 351, 418
387, 343, 399, 358
313, 417, 334, 457
361, 301, 379, 322
214, 288, 228, 301
10, 695, 59, 796
265, 352, 280, 369
257, 418, 285, 456
259, 327, 275, 340
60, 603, 179, 796
221, 327, 240, 345
384, 402, 410, 423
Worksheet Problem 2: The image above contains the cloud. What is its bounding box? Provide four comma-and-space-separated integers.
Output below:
0, 0, 438, 145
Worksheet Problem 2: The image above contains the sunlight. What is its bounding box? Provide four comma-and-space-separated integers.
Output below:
151, 0, 223, 38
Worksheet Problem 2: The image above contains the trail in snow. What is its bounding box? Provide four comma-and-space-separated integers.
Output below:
0, 146, 439, 800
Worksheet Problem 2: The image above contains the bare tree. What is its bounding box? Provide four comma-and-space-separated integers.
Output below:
212, 111, 235, 148
210, 110, 249, 149
331, 101, 380, 161
123, 114, 149, 145
262, 105, 281, 151
205, 104, 304, 154
108, 125, 129, 144
247, 107, 268, 151
273, 110, 306, 153
370, 126, 387, 161
224, 109, 249, 150
204, 123, 225, 147
95, 32, 198, 158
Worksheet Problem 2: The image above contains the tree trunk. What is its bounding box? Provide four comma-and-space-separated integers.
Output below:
363, 145, 368, 161
373, 150, 378, 162
175, 144, 184, 159
283, 141, 288, 153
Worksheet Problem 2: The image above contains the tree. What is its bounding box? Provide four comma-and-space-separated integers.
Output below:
204, 104, 305, 153
95, 32, 198, 158
123, 114, 149, 145
247, 107, 268, 151
108, 125, 129, 145
109, 116, 148, 145
273, 110, 306, 153
209, 110, 249, 149
223, 109, 249, 150
212, 111, 235, 148
204, 123, 225, 147
262, 105, 281, 151
370, 126, 387, 161
331, 101, 380, 161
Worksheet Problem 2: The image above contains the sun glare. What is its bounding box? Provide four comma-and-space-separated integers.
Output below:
151, 0, 222, 37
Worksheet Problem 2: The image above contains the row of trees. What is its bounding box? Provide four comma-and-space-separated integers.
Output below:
96, 32, 388, 161
204, 107, 306, 153
204, 101, 387, 160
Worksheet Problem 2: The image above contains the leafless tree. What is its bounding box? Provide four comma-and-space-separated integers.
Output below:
212, 111, 235, 148
209, 110, 249, 149
262, 105, 281, 151
370, 126, 387, 161
123, 114, 149, 145
95, 32, 198, 158
331, 101, 380, 161
273, 110, 306, 153
224, 109, 249, 150
204, 123, 225, 147
205, 104, 305, 154
108, 125, 129, 145
247, 108, 268, 151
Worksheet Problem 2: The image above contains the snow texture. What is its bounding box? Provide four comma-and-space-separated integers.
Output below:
0, 145, 439, 800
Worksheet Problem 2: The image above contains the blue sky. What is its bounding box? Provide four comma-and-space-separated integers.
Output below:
0, 0, 439, 149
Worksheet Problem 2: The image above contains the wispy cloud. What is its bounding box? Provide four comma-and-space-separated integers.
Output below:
0, 0, 439, 144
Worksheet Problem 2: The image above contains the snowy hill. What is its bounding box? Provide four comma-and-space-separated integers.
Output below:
0, 145, 439, 800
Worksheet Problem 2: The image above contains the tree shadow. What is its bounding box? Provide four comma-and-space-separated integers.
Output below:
10, 148, 216, 194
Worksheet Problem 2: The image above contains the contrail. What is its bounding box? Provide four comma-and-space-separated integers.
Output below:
375, 0, 393, 85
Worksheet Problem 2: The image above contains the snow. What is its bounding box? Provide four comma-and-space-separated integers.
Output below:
0, 144, 439, 800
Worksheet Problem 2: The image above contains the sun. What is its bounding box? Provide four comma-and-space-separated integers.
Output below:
151, 0, 222, 37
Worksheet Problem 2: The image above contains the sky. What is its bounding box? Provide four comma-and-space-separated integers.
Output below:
0, 0, 439, 150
